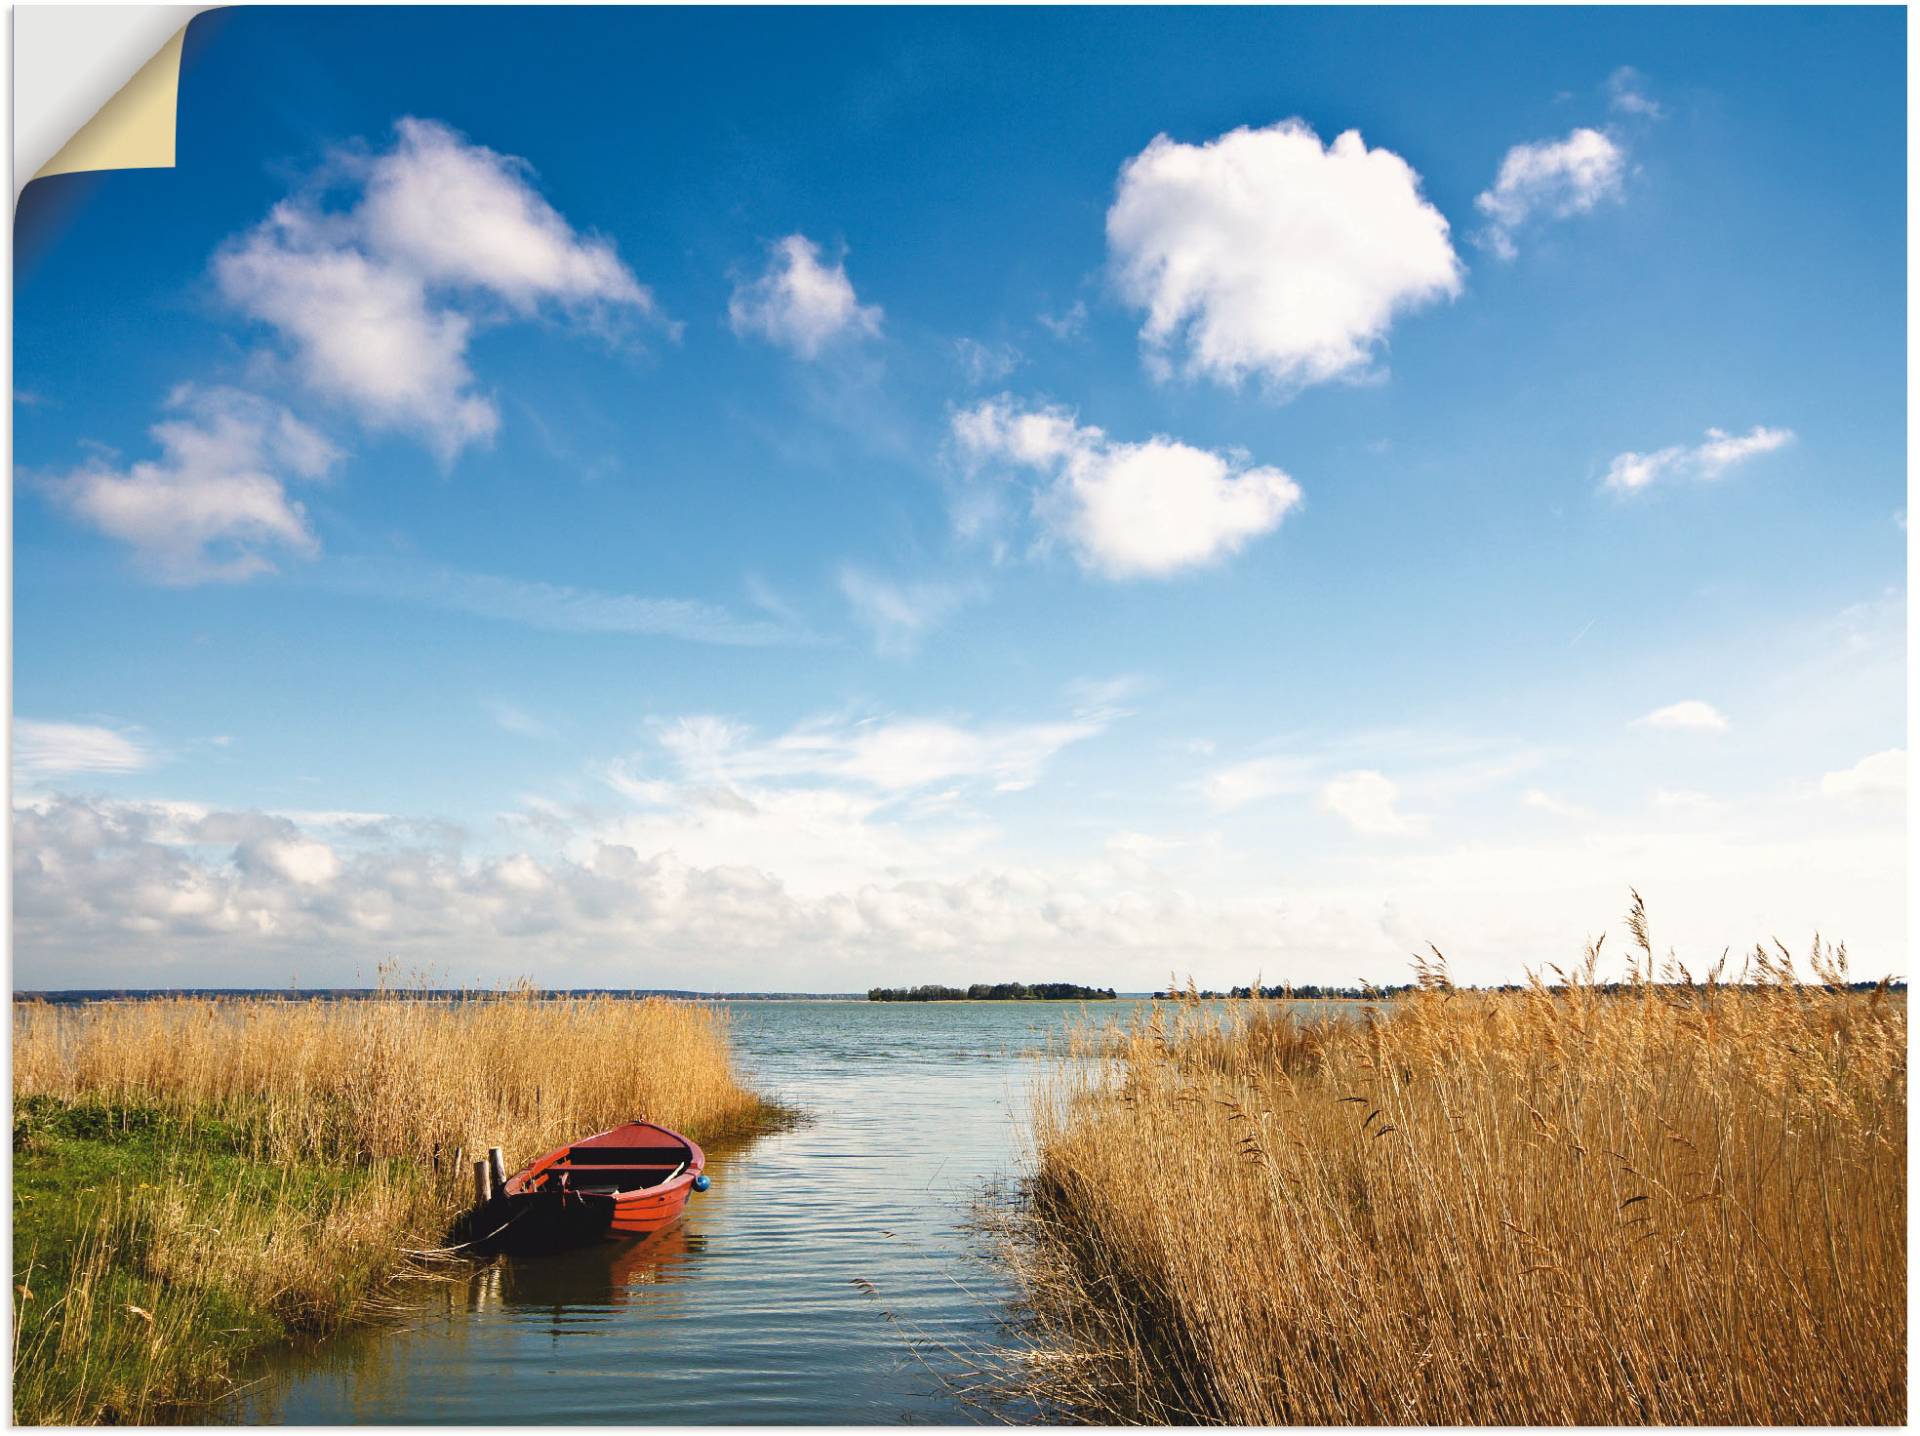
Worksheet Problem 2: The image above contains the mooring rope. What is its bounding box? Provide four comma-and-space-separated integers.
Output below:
398, 1201, 532, 1259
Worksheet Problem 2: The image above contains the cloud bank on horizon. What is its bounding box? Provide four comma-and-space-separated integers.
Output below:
11, 8, 1905, 990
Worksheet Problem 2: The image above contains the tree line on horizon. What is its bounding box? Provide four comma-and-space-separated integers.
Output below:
866, 982, 1119, 1002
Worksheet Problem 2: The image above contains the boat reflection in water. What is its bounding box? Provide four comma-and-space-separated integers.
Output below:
478, 1221, 708, 1320
232, 1222, 709, 1421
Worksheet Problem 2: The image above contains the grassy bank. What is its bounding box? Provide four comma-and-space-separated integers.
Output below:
11, 991, 787, 1424
998, 933, 1906, 1423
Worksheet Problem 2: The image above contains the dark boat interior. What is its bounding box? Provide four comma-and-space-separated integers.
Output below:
530, 1135, 694, 1196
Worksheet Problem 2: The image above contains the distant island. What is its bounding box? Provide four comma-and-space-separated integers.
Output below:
867, 982, 1119, 1002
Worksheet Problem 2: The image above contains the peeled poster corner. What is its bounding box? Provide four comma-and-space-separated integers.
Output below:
14, 5, 211, 203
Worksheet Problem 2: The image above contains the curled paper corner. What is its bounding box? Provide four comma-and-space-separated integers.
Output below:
14, 5, 213, 202
35, 27, 189, 183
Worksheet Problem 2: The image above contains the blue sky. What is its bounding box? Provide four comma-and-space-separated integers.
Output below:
12, 6, 1907, 990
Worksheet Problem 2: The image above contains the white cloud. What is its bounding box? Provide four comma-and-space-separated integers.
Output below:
838, 567, 980, 657
1318, 770, 1425, 836
14, 788, 1221, 986
15, 721, 156, 775
1474, 127, 1625, 260
1636, 699, 1730, 734
252, 837, 342, 886
43, 386, 338, 583
1523, 788, 1588, 819
1820, 749, 1905, 801
1607, 66, 1664, 119
728, 234, 882, 359
13, 759, 1905, 992
586, 699, 1122, 912
215, 117, 658, 461
1107, 119, 1461, 390
1603, 425, 1794, 494
216, 211, 498, 461
952, 396, 1301, 579
357, 118, 651, 313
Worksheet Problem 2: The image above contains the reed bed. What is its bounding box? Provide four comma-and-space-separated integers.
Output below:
997, 921, 1906, 1424
12, 988, 784, 1424
14, 986, 779, 1166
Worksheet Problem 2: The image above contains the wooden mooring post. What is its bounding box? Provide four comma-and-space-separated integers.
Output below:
473, 1157, 492, 1208
488, 1146, 508, 1195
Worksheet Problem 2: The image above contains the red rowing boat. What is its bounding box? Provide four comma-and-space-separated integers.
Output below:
495, 1119, 709, 1246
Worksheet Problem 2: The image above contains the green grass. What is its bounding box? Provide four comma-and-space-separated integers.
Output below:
11, 1096, 419, 1424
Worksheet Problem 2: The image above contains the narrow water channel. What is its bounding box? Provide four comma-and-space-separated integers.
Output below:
229, 1000, 1122, 1423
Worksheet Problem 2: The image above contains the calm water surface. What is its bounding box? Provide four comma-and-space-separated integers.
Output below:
232, 1000, 1143, 1424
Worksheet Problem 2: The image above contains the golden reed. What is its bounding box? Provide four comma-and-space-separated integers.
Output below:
1000, 923, 1905, 1423
14, 985, 777, 1167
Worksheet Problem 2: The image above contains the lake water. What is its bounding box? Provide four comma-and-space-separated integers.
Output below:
229, 999, 1137, 1424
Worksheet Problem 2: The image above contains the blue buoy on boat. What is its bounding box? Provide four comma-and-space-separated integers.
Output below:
692, 1173, 711, 1192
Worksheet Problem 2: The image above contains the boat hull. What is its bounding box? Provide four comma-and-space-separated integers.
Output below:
499, 1181, 695, 1248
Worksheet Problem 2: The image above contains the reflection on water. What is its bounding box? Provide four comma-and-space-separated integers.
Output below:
224, 1000, 1184, 1424
493, 1224, 708, 1315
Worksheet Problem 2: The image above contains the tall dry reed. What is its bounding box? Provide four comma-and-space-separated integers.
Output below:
14, 988, 777, 1172
998, 923, 1905, 1424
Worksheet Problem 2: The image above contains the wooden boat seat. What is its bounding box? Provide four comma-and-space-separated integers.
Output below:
552, 1164, 681, 1175
538, 1162, 683, 1193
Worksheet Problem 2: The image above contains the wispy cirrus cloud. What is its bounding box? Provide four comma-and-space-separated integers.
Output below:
1037, 300, 1087, 341
486, 700, 552, 739
1603, 425, 1794, 494
1203, 754, 1319, 811
953, 337, 1022, 386
1607, 66, 1664, 119
838, 566, 982, 657
326, 560, 813, 646
15, 720, 158, 775
633, 701, 1115, 798
1634, 699, 1729, 734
